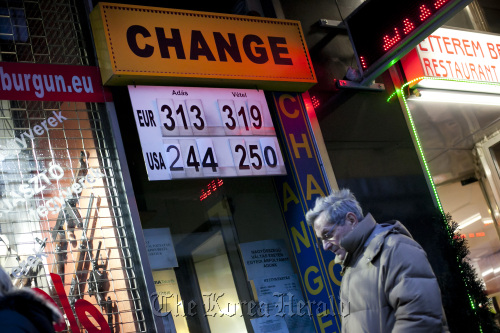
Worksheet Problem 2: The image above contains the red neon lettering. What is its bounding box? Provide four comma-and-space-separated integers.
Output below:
492, 65, 499, 81
403, 19, 415, 35
429, 35, 442, 52
463, 39, 473, 56
471, 40, 484, 58
418, 40, 429, 52
487, 43, 498, 59
439, 60, 448, 77
445, 61, 453, 76
382, 28, 401, 51
200, 178, 224, 201
469, 63, 478, 80
451, 38, 465, 56
442, 37, 453, 54
422, 58, 434, 76
431, 59, 440, 76
420, 5, 432, 21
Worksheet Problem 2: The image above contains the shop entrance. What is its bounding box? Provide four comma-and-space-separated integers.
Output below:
474, 133, 500, 305
406, 89, 500, 319
138, 176, 296, 333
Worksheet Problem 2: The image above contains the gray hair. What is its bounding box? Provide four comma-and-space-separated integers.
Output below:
0, 265, 13, 297
306, 189, 364, 227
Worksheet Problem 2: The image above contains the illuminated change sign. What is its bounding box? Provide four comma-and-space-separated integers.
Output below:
345, 0, 472, 84
90, 3, 316, 92
128, 86, 286, 180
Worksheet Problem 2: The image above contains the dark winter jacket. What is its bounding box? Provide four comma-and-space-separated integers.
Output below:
339, 213, 449, 333
0, 287, 63, 332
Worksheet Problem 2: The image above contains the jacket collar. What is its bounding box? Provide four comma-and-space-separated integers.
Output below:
340, 213, 377, 267
341, 215, 412, 269
364, 220, 412, 261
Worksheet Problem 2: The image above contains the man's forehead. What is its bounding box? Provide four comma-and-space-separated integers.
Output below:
314, 212, 331, 234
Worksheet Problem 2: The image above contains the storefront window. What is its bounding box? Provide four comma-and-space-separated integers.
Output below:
0, 100, 153, 331
0, 0, 155, 331
407, 90, 500, 322
139, 176, 296, 332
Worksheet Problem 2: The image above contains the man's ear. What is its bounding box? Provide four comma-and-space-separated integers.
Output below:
346, 212, 358, 226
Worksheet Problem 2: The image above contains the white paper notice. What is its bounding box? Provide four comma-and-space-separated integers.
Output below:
239, 239, 294, 280
144, 228, 178, 269
254, 274, 316, 333
251, 317, 289, 333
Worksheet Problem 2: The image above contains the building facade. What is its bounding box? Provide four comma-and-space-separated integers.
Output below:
0, 0, 500, 332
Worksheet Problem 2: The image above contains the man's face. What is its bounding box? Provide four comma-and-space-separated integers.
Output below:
314, 212, 356, 262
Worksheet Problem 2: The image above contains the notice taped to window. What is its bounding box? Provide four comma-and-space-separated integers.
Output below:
144, 228, 178, 269
239, 239, 294, 280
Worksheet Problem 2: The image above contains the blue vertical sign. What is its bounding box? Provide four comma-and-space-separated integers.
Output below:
270, 92, 343, 333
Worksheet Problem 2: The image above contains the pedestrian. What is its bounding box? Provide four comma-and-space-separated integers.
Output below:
306, 189, 449, 332
0, 265, 64, 332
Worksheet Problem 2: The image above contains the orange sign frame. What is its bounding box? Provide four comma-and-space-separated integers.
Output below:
90, 3, 316, 91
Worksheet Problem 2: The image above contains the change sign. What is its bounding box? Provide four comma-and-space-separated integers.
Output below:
90, 3, 316, 91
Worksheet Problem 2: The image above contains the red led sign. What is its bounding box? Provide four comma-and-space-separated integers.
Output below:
200, 179, 224, 201
345, 0, 473, 84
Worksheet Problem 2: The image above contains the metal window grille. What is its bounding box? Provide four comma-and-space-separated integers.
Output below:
0, 0, 149, 332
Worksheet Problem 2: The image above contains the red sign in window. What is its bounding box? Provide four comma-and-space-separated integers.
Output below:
0, 62, 112, 102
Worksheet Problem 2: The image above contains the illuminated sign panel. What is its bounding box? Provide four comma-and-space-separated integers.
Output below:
0, 62, 111, 102
90, 3, 316, 92
345, 0, 473, 84
128, 86, 286, 180
402, 27, 500, 85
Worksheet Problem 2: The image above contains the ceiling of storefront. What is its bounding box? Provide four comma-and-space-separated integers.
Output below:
407, 91, 500, 186
406, 91, 500, 295
478, 0, 500, 33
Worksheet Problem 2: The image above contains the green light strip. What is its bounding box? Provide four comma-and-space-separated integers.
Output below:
417, 76, 500, 87
399, 91, 444, 215
387, 76, 500, 103
387, 77, 423, 103
390, 76, 495, 333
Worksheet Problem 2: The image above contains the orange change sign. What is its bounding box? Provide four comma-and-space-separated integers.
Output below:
90, 3, 316, 91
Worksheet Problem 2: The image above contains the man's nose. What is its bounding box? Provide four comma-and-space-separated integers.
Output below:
323, 240, 332, 251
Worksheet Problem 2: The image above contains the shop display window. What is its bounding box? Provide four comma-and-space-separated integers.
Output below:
0, 100, 151, 332
407, 90, 500, 321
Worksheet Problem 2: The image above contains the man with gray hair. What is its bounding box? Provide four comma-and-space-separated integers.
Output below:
306, 189, 448, 332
